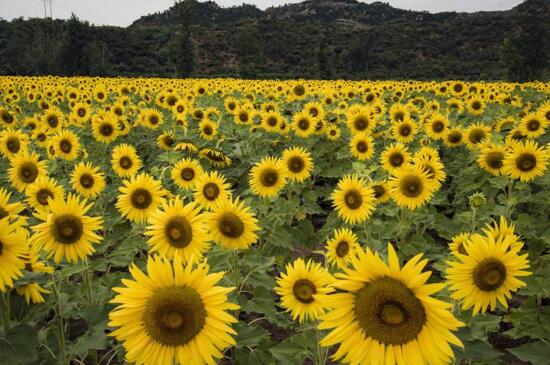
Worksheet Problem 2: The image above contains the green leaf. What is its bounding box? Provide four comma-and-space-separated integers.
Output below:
0, 324, 39, 365
269, 331, 316, 364
508, 342, 550, 365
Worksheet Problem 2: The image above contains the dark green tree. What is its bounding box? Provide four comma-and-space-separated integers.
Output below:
317, 30, 333, 79
347, 33, 373, 76
170, 0, 196, 77
57, 14, 90, 76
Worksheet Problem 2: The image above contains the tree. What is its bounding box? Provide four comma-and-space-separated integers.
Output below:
57, 14, 90, 76
317, 30, 333, 79
170, 0, 196, 77
347, 33, 373, 76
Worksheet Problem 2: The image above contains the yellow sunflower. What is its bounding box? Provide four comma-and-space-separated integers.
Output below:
249, 156, 287, 198
369, 180, 391, 204
519, 112, 547, 139
0, 217, 27, 292
292, 110, 316, 138
478, 143, 506, 176
145, 197, 209, 262
32, 193, 103, 263
8, 151, 48, 192
319, 244, 463, 365
388, 165, 437, 210
0, 128, 28, 158
446, 233, 530, 315
464, 123, 491, 150
111, 143, 142, 178
502, 140, 548, 182
444, 128, 465, 147
193, 171, 232, 211
109, 257, 239, 365
49, 129, 81, 161
391, 118, 417, 144
0, 187, 26, 226
380, 143, 411, 173
448, 232, 471, 256
171, 158, 204, 191
70, 161, 106, 198
281, 147, 314, 182
91, 114, 119, 144
25, 176, 65, 213
117, 173, 165, 223
331, 175, 376, 224
275, 258, 333, 323
349, 133, 375, 161
199, 119, 218, 140
205, 196, 260, 250
325, 228, 359, 269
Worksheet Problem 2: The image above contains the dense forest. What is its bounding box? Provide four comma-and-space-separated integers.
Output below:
0, 0, 549, 81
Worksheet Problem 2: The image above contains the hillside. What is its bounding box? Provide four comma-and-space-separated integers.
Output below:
0, 0, 548, 80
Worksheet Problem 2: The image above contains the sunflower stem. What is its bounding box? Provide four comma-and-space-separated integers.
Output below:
399, 208, 407, 245
0, 292, 11, 334
53, 276, 67, 365
504, 179, 515, 219
364, 219, 372, 249
470, 206, 477, 233
83, 262, 98, 365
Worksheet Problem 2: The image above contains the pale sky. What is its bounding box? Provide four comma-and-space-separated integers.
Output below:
0, 0, 524, 27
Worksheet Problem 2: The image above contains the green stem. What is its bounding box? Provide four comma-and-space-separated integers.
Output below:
364, 219, 372, 249
470, 207, 477, 233
505, 179, 515, 219
0, 292, 11, 334
399, 208, 407, 245
53, 277, 67, 365
82, 263, 98, 365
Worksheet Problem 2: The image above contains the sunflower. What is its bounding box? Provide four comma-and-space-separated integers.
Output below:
117, 173, 165, 224
389, 103, 410, 123
0, 187, 26, 226
447, 97, 465, 114
111, 143, 142, 177
17, 242, 53, 303
325, 228, 359, 269
446, 233, 530, 315
193, 171, 232, 211
25, 176, 65, 213
92, 114, 118, 144
519, 112, 547, 139
0, 128, 28, 158
391, 118, 417, 144
49, 129, 81, 161
481, 216, 523, 250
16, 283, 50, 304
42, 108, 64, 132
199, 119, 218, 141
425, 113, 450, 140
464, 123, 491, 150
275, 258, 333, 323
346, 106, 376, 134
413, 155, 447, 188
444, 127, 464, 147
292, 110, 315, 138
502, 140, 548, 182
32, 193, 103, 263
380, 143, 410, 173
388, 165, 437, 210
141, 108, 164, 129
0, 108, 17, 127
349, 133, 375, 161
467, 96, 486, 116
234, 106, 251, 125
72, 102, 91, 125
157, 132, 176, 151
281, 147, 313, 182
70, 162, 106, 198
478, 143, 506, 176
319, 244, 464, 365
109, 257, 239, 365
448, 232, 471, 256
145, 197, 209, 262
8, 151, 48, 192
369, 181, 391, 204
171, 158, 203, 191
0, 217, 27, 292
249, 156, 287, 198
261, 110, 282, 133
331, 175, 376, 224
199, 148, 232, 168
205, 196, 260, 250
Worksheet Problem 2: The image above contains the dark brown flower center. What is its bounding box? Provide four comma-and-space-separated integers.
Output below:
119, 156, 133, 169
18, 162, 39, 183
336, 240, 350, 257
486, 152, 504, 170
36, 188, 54, 206
293, 279, 316, 304
217, 212, 244, 238
400, 175, 423, 198
79, 173, 95, 189
344, 190, 363, 210
287, 156, 305, 173
51, 214, 83, 244
260, 169, 279, 187
203, 182, 220, 201
6, 137, 20, 153
59, 139, 72, 153
473, 259, 507, 292
180, 168, 195, 181
130, 188, 153, 209
165, 216, 193, 248
516, 153, 536, 172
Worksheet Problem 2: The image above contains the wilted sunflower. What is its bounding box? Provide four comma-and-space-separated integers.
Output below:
478, 143, 506, 176
176, 141, 199, 154
0, 128, 28, 158
171, 157, 203, 190
388, 165, 436, 210
331, 175, 376, 224
380, 143, 410, 173
502, 140, 548, 182
25, 176, 65, 213
281, 147, 313, 182
0, 217, 27, 292
349, 133, 375, 161
70, 161, 106, 198
446, 233, 530, 315
448, 232, 471, 256
145, 197, 209, 261
275, 258, 333, 323
109, 257, 239, 365
319, 244, 464, 365
32, 193, 103, 263
199, 147, 232, 168
325, 228, 359, 269
249, 156, 287, 198
8, 151, 48, 192
49, 129, 81, 160
205, 196, 260, 250
193, 171, 232, 211
111, 143, 142, 177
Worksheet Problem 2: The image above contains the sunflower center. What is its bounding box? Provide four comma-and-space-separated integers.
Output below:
149, 115, 159, 125
77, 108, 86, 117
6, 136, 21, 154
59, 139, 72, 153
344, 190, 363, 210
143, 286, 206, 347
131, 188, 153, 209
36, 188, 54, 206
267, 117, 277, 126
294, 85, 305, 96
288, 156, 305, 173
457, 242, 467, 255
298, 118, 309, 131
448, 131, 462, 143
394, 112, 404, 121
516, 153, 536, 172
293, 279, 316, 304
80, 174, 95, 188
526, 119, 540, 131
52, 214, 83, 244
218, 212, 244, 238
180, 168, 195, 181
100, 123, 114, 136
239, 112, 249, 123
163, 136, 175, 146
165, 216, 193, 248
472, 101, 481, 110
486, 152, 504, 169
400, 175, 423, 198
354, 116, 368, 131
473, 258, 507, 292
389, 152, 404, 167
356, 141, 368, 153
260, 169, 279, 187
119, 156, 133, 169
432, 121, 444, 133
399, 125, 411, 136
203, 183, 220, 201
469, 129, 485, 144
336, 241, 350, 257
354, 277, 426, 345
18, 162, 39, 183
47, 115, 58, 128
373, 185, 385, 199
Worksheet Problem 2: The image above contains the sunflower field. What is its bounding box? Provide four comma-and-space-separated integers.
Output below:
0, 76, 549, 365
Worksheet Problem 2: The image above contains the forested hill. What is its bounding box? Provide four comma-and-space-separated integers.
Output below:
0, 0, 549, 81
